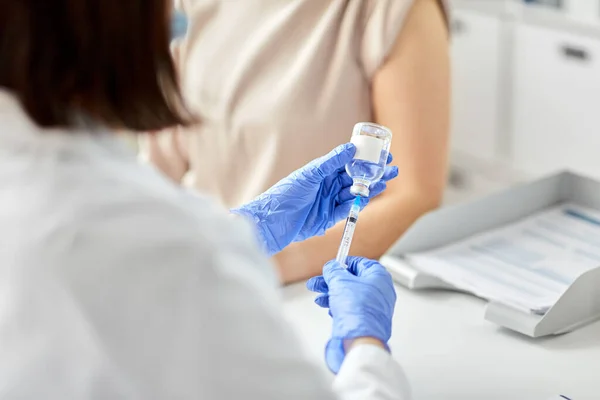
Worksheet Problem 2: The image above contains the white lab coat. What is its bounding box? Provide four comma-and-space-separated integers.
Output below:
0, 90, 411, 399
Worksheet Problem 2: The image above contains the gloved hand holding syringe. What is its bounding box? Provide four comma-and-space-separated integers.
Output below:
336, 122, 393, 266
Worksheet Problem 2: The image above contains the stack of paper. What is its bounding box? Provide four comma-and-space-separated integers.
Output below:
406, 203, 600, 314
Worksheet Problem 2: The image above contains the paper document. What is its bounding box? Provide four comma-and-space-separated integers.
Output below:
406, 203, 600, 314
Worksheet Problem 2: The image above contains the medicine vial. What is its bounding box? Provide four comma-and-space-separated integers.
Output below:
347, 122, 393, 197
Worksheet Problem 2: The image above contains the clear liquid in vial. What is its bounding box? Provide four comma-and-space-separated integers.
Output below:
346, 123, 392, 197
346, 159, 385, 186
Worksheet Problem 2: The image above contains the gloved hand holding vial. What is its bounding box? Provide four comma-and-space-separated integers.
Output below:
336, 122, 393, 266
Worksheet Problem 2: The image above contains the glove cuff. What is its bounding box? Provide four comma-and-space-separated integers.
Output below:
332, 321, 392, 346
229, 207, 280, 256
325, 337, 391, 375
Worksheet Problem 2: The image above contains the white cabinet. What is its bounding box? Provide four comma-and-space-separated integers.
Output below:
510, 23, 600, 179
450, 10, 504, 162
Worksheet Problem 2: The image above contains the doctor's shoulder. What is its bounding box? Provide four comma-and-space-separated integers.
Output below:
86, 164, 277, 286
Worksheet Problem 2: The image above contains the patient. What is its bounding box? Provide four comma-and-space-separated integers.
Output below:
144, 0, 451, 283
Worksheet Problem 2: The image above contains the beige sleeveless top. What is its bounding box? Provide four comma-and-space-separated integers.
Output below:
156, 0, 447, 208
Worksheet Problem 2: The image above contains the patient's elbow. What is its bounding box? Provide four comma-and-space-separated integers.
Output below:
426, 185, 444, 210
412, 183, 444, 215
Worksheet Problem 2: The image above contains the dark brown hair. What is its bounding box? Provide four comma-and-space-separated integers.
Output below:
0, 0, 191, 131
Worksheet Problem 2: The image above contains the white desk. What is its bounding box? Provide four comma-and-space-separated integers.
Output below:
281, 282, 600, 400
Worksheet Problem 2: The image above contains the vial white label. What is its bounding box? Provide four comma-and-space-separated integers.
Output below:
351, 135, 384, 164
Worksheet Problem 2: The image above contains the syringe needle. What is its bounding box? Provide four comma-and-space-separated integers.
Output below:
335, 196, 362, 267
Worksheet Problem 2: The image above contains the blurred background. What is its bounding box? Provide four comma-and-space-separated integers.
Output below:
445, 0, 600, 204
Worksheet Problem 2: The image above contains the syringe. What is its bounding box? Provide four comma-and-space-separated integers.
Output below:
335, 196, 362, 267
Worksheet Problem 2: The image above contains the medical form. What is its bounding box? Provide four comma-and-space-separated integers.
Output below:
405, 202, 600, 314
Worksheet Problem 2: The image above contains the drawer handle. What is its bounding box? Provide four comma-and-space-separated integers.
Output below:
448, 167, 468, 189
451, 19, 466, 34
561, 45, 590, 61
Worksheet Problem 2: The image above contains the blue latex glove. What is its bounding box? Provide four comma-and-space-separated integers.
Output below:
306, 257, 397, 374
231, 143, 398, 256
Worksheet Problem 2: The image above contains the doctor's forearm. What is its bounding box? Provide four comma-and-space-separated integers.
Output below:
273, 191, 440, 284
